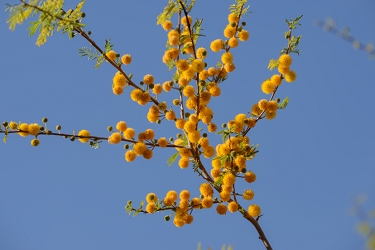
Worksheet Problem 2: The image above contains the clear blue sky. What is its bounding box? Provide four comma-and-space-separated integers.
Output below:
1, 0, 374, 249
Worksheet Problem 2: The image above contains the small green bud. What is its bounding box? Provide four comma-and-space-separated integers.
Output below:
140, 81, 144, 86
234, 166, 239, 172
241, 168, 247, 174
2, 121, 8, 127
200, 194, 204, 199
116, 53, 120, 58
70, 136, 75, 141
222, 123, 227, 128
168, 81, 174, 87
242, 21, 246, 26
185, 112, 191, 118
230, 22, 236, 27
39, 126, 45, 131
107, 126, 113, 132
276, 98, 281, 103
149, 83, 154, 89
169, 137, 174, 142
244, 119, 248, 124
56, 125, 61, 130
81, 12, 86, 18
42, 117, 48, 123
64, 135, 68, 138
177, 133, 182, 139
202, 133, 207, 138
87, 31, 92, 36
124, 144, 129, 149
164, 215, 170, 221
156, 120, 161, 124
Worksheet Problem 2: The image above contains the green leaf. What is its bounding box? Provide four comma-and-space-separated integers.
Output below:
167, 151, 179, 166
27, 20, 41, 36
267, 59, 279, 71
156, 0, 178, 25
278, 97, 289, 109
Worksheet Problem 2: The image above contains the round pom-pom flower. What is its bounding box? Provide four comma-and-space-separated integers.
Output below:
210, 39, 223, 52
223, 172, 236, 186
278, 54, 292, 66
179, 157, 189, 169
216, 204, 227, 215
143, 74, 154, 85
238, 30, 250, 41
166, 190, 178, 202
196, 47, 207, 59
228, 201, 239, 213
224, 25, 236, 38
152, 84, 162, 95
267, 100, 278, 112
146, 193, 158, 203
284, 70, 297, 83
165, 110, 176, 121
248, 204, 261, 217
203, 145, 215, 158
221, 52, 233, 64
9, 121, 18, 130
108, 132, 122, 144
261, 80, 276, 94
28, 123, 40, 136
228, 37, 239, 48
258, 99, 269, 111
146, 203, 156, 214
179, 190, 190, 200
113, 72, 127, 87
244, 171, 256, 183
271, 74, 282, 86
181, 15, 192, 26
201, 197, 213, 208
265, 110, 277, 120
124, 128, 135, 140
18, 123, 29, 137
78, 129, 90, 143
31, 138, 40, 147
121, 54, 132, 65
125, 150, 136, 162
133, 142, 147, 156
143, 149, 153, 159
162, 20, 173, 31
243, 189, 255, 200
105, 50, 117, 61
116, 121, 127, 132
192, 59, 205, 72
228, 13, 239, 23
158, 137, 168, 148
112, 85, 123, 95
199, 183, 213, 197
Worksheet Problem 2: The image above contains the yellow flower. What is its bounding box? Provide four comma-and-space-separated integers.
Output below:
28, 123, 40, 136
178, 157, 189, 169
224, 63, 235, 73
183, 65, 196, 79
112, 85, 123, 95
258, 99, 269, 111
224, 25, 236, 38
30, 138, 40, 147
284, 70, 297, 82
121, 54, 132, 65
210, 39, 222, 52
187, 130, 200, 143
278, 64, 290, 74
261, 80, 276, 94
278, 54, 292, 66
165, 110, 176, 120
198, 137, 209, 148
143, 74, 154, 85
220, 191, 231, 202
9, 121, 18, 130
203, 145, 215, 158
200, 183, 213, 197
228, 37, 239, 48
183, 85, 195, 98
78, 129, 90, 143
146, 203, 156, 214
270, 74, 282, 86
216, 204, 227, 215
248, 204, 261, 217
209, 86, 221, 97
228, 201, 238, 213
267, 100, 278, 112
162, 81, 172, 92
238, 30, 250, 41
123, 128, 135, 140
228, 13, 239, 23
143, 149, 153, 159
138, 92, 151, 105
108, 132, 122, 144
175, 119, 186, 130
144, 129, 155, 140
196, 47, 207, 59
207, 123, 217, 132
105, 50, 117, 61
265, 110, 277, 120
221, 52, 233, 64
157, 137, 168, 148
235, 113, 247, 124
166, 190, 178, 202
244, 171, 256, 183
116, 121, 127, 132
181, 15, 192, 26
223, 172, 236, 186
146, 193, 158, 203
133, 142, 147, 156
176, 59, 189, 71
191, 59, 205, 72
130, 89, 143, 102
179, 190, 190, 200
243, 189, 254, 200
201, 197, 213, 208
152, 84, 162, 95
162, 20, 173, 31
125, 150, 136, 162
251, 103, 262, 116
